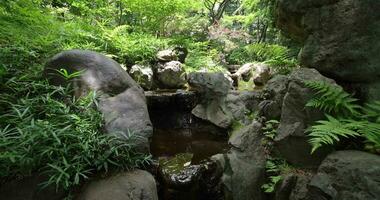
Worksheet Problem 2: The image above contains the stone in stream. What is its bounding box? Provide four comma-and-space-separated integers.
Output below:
76, 170, 158, 200
44, 50, 153, 153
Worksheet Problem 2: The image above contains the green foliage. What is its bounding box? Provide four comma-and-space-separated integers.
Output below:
305, 81, 361, 117
305, 81, 380, 154
227, 43, 290, 64
262, 158, 291, 193
307, 115, 361, 153
0, 80, 151, 190
262, 120, 279, 140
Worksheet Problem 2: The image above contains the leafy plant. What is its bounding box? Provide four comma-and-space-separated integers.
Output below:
305, 81, 361, 117
0, 80, 151, 191
261, 158, 291, 193
262, 120, 279, 140
56, 69, 85, 80
305, 81, 380, 154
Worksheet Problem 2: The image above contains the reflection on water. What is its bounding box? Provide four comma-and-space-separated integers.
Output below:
151, 128, 229, 164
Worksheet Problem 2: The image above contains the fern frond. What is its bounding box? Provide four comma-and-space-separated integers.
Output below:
304, 81, 360, 117
307, 115, 361, 153
347, 120, 380, 150
363, 101, 380, 122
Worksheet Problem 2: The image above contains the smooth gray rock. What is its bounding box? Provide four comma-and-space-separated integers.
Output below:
275, 68, 335, 168
213, 121, 267, 200
275, 173, 312, 200
99, 87, 153, 152
231, 63, 254, 82
77, 170, 158, 200
44, 49, 139, 97
129, 65, 154, 90
156, 61, 187, 89
307, 150, 380, 200
44, 50, 153, 153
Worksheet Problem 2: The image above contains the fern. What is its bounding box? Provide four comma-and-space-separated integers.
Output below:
307, 115, 361, 153
363, 101, 380, 122
305, 81, 360, 117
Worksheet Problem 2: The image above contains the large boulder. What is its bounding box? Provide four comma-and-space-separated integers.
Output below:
77, 170, 158, 200
274, 68, 335, 168
212, 121, 267, 200
188, 72, 233, 129
99, 87, 153, 153
44, 49, 139, 97
307, 151, 380, 200
156, 61, 187, 89
129, 65, 154, 90
44, 50, 153, 152
276, 0, 380, 101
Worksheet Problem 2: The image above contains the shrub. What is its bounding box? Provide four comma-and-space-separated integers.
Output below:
0, 80, 151, 190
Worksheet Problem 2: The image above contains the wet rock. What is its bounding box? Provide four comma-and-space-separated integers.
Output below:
156, 61, 187, 89
276, 0, 380, 101
157, 49, 178, 62
44, 50, 153, 153
213, 121, 267, 200
0, 174, 66, 200
157, 154, 224, 200
159, 154, 201, 189
307, 150, 380, 200
253, 63, 271, 86
188, 72, 233, 129
77, 170, 158, 200
129, 65, 154, 90
99, 87, 153, 152
274, 68, 335, 168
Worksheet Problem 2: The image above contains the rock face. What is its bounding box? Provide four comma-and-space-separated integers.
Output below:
258, 75, 289, 120
226, 91, 261, 125
156, 61, 187, 89
188, 72, 233, 129
129, 65, 154, 90
213, 121, 267, 200
307, 151, 380, 200
276, 0, 380, 101
275, 173, 312, 200
231, 63, 254, 82
274, 68, 335, 168
44, 50, 153, 152
77, 170, 158, 200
